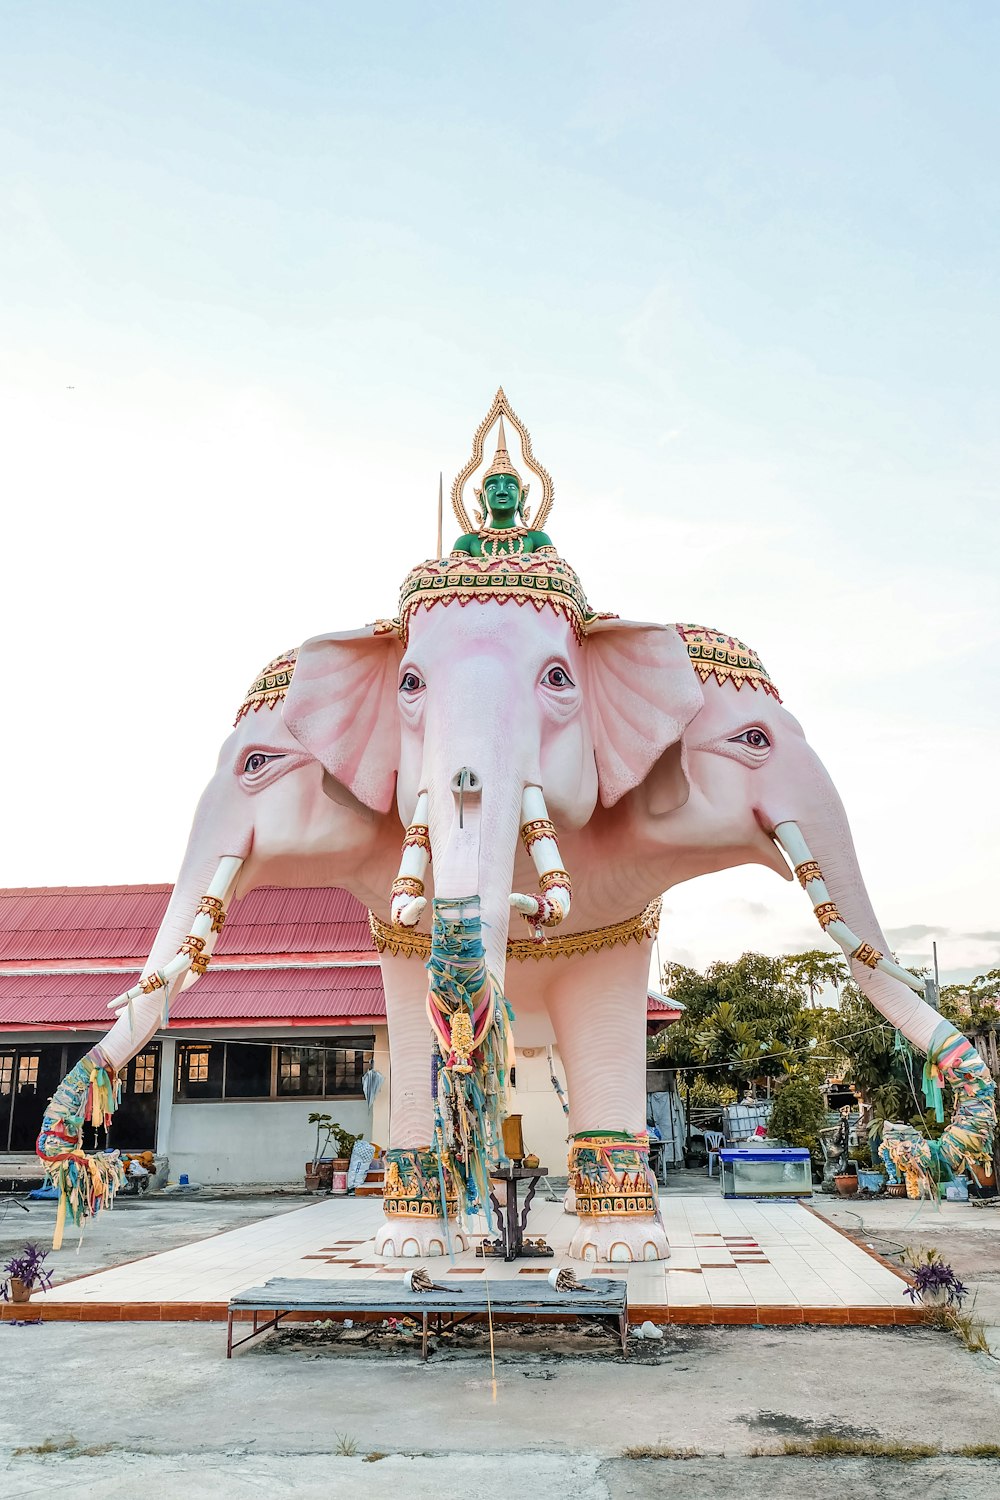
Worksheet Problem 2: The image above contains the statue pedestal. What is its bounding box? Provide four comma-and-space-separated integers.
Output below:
566, 1131, 668, 1262
568, 1217, 670, 1263
375, 1213, 469, 1259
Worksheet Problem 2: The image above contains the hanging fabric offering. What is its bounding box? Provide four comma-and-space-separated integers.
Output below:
425, 895, 514, 1219
35, 1048, 127, 1248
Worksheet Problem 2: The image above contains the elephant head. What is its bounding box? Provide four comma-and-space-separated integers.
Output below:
284, 552, 702, 981
657, 625, 996, 1179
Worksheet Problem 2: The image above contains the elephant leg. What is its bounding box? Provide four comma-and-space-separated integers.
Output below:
374, 951, 469, 1257
545, 942, 669, 1263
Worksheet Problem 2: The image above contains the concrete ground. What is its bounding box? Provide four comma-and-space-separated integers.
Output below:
0, 1191, 308, 1282
3, 1182, 999, 1497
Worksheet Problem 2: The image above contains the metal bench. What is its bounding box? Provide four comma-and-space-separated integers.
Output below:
227, 1275, 629, 1360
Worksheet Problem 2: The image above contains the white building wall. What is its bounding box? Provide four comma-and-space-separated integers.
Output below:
509, 1046, 571, 1175
169, 1096, 372, 1185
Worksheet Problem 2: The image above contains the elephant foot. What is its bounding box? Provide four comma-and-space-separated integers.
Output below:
375, 1214, 469, 1259
563, 1186, 577, 1215
568, 1217, 670, 1263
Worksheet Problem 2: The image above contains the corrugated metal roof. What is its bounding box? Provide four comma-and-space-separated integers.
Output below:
0, 883, 373, 962
0, 965, 386, 1027
647, 990, 683, 1016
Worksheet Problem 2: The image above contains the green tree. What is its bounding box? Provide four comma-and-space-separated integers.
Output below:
782, 950, 847, 1009
940, 968, 1000, 1035
768, 1072, 829, 1161
651, 953, 819, 1096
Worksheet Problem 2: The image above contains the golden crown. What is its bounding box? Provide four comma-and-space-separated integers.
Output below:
675, 625, 780, 701
234, 650, 298, 725
481, 416, 523, 488
396, 551, 600, 646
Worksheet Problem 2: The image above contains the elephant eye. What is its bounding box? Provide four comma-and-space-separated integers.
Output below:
243, 751, 285, 775
542, 665, 575, 690
729, 727, 771, 754
399, 670, 425, 695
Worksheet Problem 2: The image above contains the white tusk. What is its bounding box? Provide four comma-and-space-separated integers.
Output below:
510, 786, 572, 938
773, 822, 924, 995
391, 792, 430, 927
107, 856, 244, 1013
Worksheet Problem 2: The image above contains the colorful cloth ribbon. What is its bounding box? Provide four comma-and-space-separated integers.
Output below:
36, 1049, 127, 1247
425, 896, 514, 1223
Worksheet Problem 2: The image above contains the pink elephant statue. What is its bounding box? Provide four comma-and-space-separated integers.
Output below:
284, 549, 703, 1260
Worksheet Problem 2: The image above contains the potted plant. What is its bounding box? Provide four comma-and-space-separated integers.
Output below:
1, 1242, 54, 1305
850, 1146, 884, 1194
902, 1247, 968, 1308
306, 1114, 362, 1188
834, 1159, 859, 1196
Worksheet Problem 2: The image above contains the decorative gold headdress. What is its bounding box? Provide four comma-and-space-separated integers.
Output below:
674, 625, 781, 701
452, 389, 554, 535
481, 416, 522, 487
397, 552, 603, 647
234, 649, 298, 725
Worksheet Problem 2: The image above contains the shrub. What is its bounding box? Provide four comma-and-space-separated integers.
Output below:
768, 1072, 828, 1162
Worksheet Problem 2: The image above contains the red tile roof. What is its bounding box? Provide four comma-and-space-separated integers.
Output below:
0, 964, 384, 1029
0, 883, 678, 1030
0, 884, 373, 963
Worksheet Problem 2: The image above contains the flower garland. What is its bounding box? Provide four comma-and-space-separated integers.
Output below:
424, 897, 514, 1223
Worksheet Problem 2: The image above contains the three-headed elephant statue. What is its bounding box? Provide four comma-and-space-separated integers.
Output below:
37, 555, 994, 1264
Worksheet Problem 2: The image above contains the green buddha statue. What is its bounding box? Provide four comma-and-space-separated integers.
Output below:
452, 418, 553, 558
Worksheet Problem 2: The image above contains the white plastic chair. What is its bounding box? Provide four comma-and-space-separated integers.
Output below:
705, 1130, 725, 1177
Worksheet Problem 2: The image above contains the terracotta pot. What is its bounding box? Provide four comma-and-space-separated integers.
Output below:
10, 1277, 31, 1304
834, 1173, 859, 1197
304, 1173, 321, 1192
331, 1158, 350, 1172
970, 1159, 997, 1196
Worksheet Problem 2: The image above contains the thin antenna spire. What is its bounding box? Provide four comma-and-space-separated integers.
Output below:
436, 471, 443, 557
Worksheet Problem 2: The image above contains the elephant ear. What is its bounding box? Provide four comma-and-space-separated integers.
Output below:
283, 627, 403, 814
585, 620, 703, 808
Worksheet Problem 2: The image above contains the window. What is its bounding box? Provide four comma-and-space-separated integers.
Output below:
224, 1042, 272, 1099
132, 1052, 157, 1094
176, 1042, 224, 1100
278, 1045, 324, 1096
0, 1053, 12, 1097
17, 1055, 39, 1091
174, 1037, 373, 1102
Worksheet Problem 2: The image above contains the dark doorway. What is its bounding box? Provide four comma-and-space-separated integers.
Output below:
1, 1041, 161, 1155
108, 1045, 160, 1149
1, 1045, 63, 1152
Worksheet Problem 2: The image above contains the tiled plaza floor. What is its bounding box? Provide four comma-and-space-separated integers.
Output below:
3, 1192, 919, 1326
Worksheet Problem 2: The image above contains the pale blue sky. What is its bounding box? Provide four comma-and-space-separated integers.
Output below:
2, 3, 997, 980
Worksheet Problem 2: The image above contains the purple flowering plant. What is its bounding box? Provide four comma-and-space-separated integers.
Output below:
1, 1242, 55, 1299
901, 1246, 968, 1307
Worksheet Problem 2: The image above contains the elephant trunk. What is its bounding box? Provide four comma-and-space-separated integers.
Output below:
771, 777, 995, 1183
36, 852, 242, 1245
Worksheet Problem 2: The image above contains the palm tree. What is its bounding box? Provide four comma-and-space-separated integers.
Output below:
782, 950, 847, 1010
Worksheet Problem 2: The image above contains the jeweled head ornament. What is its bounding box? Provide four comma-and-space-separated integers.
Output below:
674, 625, 781, 701
234, 649, 298, 725
481, 416, 522, 488
397, 552, 603, 647
452, 388, 554, 535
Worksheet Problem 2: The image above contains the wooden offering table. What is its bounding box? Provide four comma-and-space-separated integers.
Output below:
480, 1164, 552, 1262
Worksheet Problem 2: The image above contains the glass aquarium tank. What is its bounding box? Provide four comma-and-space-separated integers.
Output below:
719, 1147, 813, 1199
